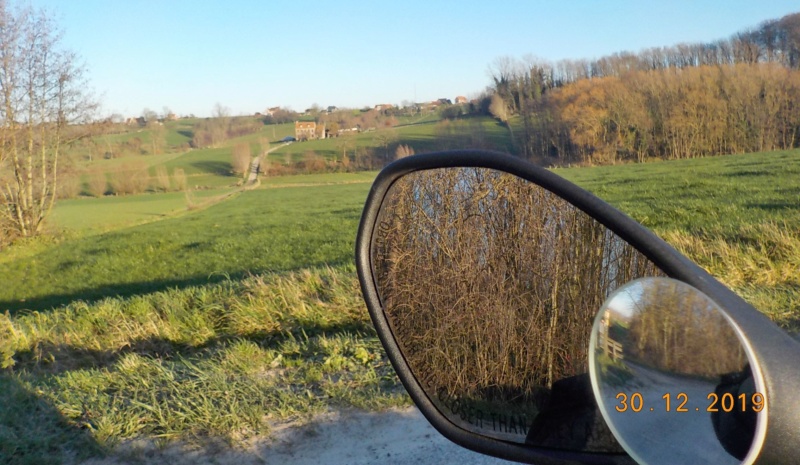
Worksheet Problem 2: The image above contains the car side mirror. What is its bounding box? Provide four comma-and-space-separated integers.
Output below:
355, 151, 800, 464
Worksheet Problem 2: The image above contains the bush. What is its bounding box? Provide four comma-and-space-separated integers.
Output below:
154, 165, 171, 192
57, 176, 82, 199
86, 172, 108, 197
108, 166, 150, 195
231, 143, 251, 176
301, 151, 326, 173
172, 168, 187, 191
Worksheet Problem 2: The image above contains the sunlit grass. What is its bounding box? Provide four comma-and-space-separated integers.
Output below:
0, 267, 408, 463
559, 148, 800, 330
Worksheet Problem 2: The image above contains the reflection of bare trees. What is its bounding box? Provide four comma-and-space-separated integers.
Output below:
626, 281, 747, 378
371, 168, 662, 411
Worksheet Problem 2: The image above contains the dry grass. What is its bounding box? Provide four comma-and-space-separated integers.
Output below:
662, 223, 800, 289
661, 223, 800, 331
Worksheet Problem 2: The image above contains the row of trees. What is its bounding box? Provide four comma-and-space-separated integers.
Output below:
190, 105, 263, 148
527, 64, 800, 163
624, 280, 748, 378
487, 12, 800, 163
490, 12, 800, 102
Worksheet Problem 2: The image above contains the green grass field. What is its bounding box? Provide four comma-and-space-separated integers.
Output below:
1, 147, 798, 463
0, 183, 370, 314
47, 188, 239, 235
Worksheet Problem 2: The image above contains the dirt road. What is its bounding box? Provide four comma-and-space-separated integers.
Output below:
81, 407, 516, 464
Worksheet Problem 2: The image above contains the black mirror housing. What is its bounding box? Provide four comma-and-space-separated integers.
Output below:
355, 150, 800, 464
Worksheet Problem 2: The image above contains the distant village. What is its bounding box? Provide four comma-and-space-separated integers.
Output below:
263, 96, 474, 142
114, 95, 480, 144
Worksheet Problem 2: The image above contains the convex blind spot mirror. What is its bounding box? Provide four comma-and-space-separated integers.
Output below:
356, 151, 800, 465
590, 277, 766, 465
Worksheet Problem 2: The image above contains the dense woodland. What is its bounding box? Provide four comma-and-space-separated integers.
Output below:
487, 12, 800, 164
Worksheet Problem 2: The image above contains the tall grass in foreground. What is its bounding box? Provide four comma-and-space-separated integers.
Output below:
661, 223, 800, 328
0, 266, 407, 464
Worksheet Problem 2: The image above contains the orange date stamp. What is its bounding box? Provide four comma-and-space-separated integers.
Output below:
614, 392, 766, 413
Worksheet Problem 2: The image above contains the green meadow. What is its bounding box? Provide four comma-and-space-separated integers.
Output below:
1, 131, 798, 463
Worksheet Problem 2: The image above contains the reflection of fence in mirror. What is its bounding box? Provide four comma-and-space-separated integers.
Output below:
371, 167, 664, 450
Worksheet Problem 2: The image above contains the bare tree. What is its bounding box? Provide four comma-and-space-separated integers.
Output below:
394, 144, 415, 160
172, 168, 187, 191
489, 93, 513, 141
373, 129, 397, 162
231, 143, 251, 176
141, 107, 158, 124
0, 3, 97, 242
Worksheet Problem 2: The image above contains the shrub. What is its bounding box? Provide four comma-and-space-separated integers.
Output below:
231, 143, 251, 176
86, 172, 108, 197
57, 176, 82, 199
173, 168, 187, 191
154, 165, 171, 192
109, 165, 150, 195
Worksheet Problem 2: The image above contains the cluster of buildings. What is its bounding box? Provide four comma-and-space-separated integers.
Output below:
288, 96, 471, 141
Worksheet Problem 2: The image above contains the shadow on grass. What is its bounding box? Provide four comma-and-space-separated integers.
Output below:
2, 276, 230, 316
1, 318, 375, 463
11, 319, 374, 376
0, 261, 349, 315
746, 202, 797, 211
191, 161, 233, 176
0, 376, 102, 464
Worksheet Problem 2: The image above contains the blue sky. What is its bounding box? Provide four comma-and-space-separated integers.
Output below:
27, 0, 800, 118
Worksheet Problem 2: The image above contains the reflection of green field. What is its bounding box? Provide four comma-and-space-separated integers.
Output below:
608, 321, 630, 341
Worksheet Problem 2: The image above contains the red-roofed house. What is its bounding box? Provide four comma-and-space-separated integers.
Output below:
295, 121, 327, 140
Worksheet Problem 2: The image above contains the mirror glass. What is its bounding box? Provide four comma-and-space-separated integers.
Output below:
370, 167, 664, 452
590, 278, 763, 465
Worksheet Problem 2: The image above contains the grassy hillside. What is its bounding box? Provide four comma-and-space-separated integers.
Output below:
60, 114, 512, 200
266, 114, 514, 163
0, 182, 369, 314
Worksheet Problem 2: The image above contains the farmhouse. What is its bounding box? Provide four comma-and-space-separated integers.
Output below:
295, 121, 326, 140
